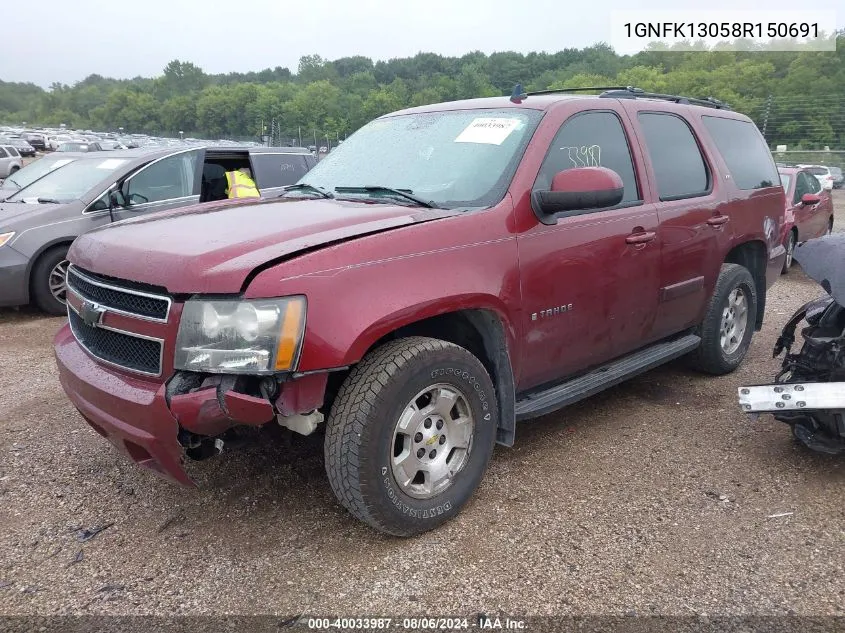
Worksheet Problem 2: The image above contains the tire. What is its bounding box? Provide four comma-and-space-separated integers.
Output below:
828, 217, 834, 235
689, 263, 758, 375
325, 336, 498, 536
10, 166, 19, 174
31, 246, 70, 315
781, 230, 796, 274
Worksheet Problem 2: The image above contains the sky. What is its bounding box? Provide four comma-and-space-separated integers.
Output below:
1, 0, 842, 87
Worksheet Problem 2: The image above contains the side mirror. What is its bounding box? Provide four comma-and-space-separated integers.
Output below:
109, 190, 127, 209
801, 193, 821, 206
532, 167, 624, 222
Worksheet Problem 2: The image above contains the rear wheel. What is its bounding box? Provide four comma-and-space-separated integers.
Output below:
31, 246, 70, 315
828, 217, 834, 235
324, 337, 498, 536
689, 263, 758, 375
781, 230, 796, 274
9, 166, 19, 174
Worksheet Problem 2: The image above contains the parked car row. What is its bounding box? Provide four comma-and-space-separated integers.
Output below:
0, 124, 270, 155
0, 146, 316, 314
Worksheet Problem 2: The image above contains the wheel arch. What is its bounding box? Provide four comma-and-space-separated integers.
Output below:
26, 238, 75, 298
331, 307, 517, 447
724, 240, 767, 330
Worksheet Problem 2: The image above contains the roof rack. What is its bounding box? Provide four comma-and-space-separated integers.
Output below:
518, 85, 732, 110
526, 86, 630, 96
599, 87, 732, 110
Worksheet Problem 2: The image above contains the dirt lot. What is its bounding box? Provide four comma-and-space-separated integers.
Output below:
1, 192, 844, 619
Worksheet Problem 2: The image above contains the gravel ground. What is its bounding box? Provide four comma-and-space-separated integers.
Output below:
1, 192, 844, 619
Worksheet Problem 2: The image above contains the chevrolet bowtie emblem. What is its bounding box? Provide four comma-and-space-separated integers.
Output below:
79, 300, 106, 327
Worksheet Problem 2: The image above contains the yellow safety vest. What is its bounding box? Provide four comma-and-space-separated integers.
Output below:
225, 171, 260, 199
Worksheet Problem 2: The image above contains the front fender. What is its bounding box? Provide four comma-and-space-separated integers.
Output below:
244, 226, 522, 376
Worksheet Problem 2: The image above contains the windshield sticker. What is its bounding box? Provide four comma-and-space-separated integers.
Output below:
96, 159, 127, 170
560, 145, 601, 168
455, 118, 521, 145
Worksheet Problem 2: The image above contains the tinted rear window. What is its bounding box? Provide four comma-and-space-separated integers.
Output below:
638, 113, 709, 200
252, 154, 311, 188
804, 167, 827, 176
702, 117, 778, 190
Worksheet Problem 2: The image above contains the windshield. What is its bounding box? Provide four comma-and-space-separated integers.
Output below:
805, 167, 828, 176
779, 174, 791, 191
301, 108, 543, 209
6, 157, 129, 203
0, 156, 78, 191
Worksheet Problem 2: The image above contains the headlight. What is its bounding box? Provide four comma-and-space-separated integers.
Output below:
0, 232, 15, 248
174, 296, 306, 374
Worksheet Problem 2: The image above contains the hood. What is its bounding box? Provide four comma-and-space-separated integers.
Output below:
0, 200, 69, 225
69, 197, 456, 294
793, 234, 845, 307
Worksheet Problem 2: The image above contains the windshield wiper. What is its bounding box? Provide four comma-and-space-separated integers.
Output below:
37, 198, 62, 204
281, 183, 334, 199
4, 178, 19, 188
336, 186, 440, 209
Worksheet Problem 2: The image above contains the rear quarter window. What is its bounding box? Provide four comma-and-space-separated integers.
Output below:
252, 154, 311, 188
702, 116, 779, 190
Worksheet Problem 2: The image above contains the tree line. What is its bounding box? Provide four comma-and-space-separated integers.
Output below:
1, 36, 843, 149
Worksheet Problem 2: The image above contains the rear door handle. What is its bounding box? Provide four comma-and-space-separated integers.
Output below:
625, 231, 657, 245
707, 215, 730, 227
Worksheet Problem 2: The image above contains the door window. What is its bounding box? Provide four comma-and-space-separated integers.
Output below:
638, 113, 709, 200
793, 172, 812, 203
252, 153, 311, 188
0, 147, 8, 158
535, 111, 640, 204
805, 171, 822, 194
124, 150, 200, 206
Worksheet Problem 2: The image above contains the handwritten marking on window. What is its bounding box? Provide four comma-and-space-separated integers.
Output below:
560, 145, 601, 168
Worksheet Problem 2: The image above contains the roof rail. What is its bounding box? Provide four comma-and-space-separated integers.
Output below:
598, 87, 732, 110
526, 86, 630, 96
515, 85, 732, 110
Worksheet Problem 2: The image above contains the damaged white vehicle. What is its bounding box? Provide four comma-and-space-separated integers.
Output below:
739, 234, 845, 454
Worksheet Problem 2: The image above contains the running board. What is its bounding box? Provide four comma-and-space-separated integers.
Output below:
515, 334, 701, 421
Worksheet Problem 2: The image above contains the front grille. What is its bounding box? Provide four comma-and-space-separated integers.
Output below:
67, 266, 170, 321
68, 309, 162, 376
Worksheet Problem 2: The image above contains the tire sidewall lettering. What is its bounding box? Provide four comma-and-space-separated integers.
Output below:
430, 366, 489, 411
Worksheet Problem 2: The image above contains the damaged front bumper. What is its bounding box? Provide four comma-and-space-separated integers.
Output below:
54, 324, 328, 485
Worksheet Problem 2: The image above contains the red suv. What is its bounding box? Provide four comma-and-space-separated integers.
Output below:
54, 88, 786, 536
778, 166, 834, 273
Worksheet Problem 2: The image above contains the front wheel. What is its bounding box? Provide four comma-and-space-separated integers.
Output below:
31, 246, 70, 315
689, 263, 758, 375
324, 337, 498, 536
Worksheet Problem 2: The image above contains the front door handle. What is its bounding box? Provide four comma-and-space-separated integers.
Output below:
707, 215, 730, 227
625, 231, 657, 245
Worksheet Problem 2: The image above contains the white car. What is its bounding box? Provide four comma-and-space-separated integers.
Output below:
0, 145, 23, 179
800, 164, 835, 191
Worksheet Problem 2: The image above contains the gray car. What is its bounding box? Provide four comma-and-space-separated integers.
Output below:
0, 146, 316, 314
